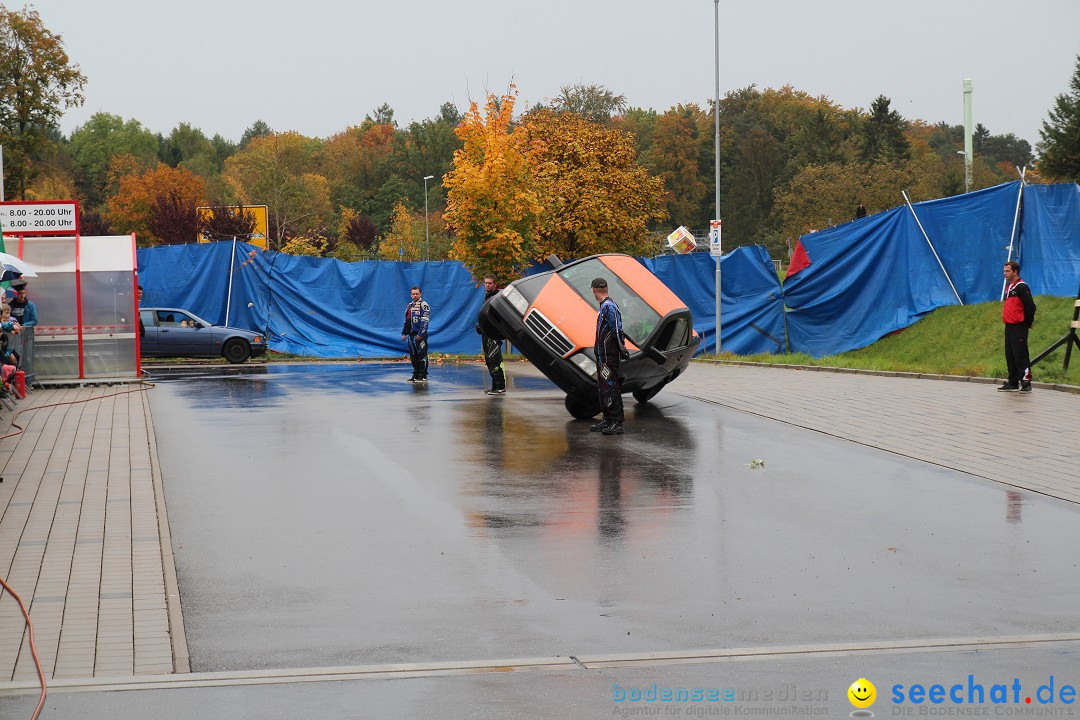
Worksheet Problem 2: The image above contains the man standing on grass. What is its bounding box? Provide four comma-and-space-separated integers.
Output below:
999, 260, 1036, 393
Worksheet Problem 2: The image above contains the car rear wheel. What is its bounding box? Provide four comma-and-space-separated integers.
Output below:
633, 386, 662, 404
223, 338, 251, 364
634, 370, 678, 404
564, 394, 601, 420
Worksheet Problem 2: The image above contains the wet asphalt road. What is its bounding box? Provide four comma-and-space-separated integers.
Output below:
139, 362, 1080, 674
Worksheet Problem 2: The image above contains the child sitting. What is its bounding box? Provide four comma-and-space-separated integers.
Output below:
1, 304, 20, 387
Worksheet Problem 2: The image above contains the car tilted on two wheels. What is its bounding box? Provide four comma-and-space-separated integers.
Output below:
477, 254, 700, 419
139, 307, 267, 364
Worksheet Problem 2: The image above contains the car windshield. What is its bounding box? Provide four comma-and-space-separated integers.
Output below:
557, 258, 661, 344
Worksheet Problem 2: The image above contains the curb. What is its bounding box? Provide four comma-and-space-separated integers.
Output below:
693, 358, 1080, 394
141, 390, 191, 674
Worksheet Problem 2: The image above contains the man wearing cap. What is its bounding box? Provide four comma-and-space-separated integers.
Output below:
590, 277, 630, 436
401, 285, 430, 382
7, 280, 38, 384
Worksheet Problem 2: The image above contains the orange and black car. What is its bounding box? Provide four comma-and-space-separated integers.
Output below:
478, 254, 700, 419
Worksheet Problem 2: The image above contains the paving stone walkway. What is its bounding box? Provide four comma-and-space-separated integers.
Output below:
674, 363, 1080, 504
0, 386, 181, 683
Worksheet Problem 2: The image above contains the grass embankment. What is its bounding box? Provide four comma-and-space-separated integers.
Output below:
704, 296, 1080, 385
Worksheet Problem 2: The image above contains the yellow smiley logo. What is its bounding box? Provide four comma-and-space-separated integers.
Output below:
848, 678, 876, 709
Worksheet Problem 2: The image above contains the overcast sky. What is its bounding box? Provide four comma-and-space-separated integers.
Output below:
38, 0, 1080, 149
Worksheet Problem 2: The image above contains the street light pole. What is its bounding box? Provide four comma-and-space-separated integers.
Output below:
963, 78, 973, 194
713, 0, 722, 355
423, 175, 435, 261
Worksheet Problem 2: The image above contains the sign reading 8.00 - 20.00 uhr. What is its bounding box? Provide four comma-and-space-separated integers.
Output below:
0, 200, 79, 235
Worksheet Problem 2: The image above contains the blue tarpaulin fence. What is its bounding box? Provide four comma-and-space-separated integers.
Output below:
137, 181, 1079, 360
137, 243, 786, 358
784, 181, 1080, 356
643, 248, 785, 356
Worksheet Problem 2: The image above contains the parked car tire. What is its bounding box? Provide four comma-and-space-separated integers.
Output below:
223, 338, 251, 364
564, 394, 601, 420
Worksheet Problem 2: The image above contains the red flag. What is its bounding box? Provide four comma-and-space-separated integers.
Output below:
786, 239, 811, 279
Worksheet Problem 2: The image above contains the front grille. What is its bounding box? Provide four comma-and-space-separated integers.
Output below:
524, 309, 574, 357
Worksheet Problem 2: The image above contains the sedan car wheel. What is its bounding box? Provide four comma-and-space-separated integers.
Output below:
564, 394, 601, 420
223, 338, 251, 364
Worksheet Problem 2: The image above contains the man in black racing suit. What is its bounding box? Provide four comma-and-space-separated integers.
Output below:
477, 275, 506, 394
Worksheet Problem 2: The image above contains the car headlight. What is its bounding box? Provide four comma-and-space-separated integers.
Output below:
569, 352, 597, 380
501, 284, 529, 316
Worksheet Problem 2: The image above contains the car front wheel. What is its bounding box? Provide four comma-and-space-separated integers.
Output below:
223, 338, 251, 364
564, 394, 601, 420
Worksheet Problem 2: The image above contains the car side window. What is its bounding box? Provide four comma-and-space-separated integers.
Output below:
140, 310, 156, 328
157, 312, 178, 327
655, 317, 689, 350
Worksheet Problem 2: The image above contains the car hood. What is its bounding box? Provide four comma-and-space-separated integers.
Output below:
213, 325, 265, 341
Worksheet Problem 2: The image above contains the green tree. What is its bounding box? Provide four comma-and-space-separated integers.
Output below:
615, 107, 659, 157
979, 132, 1032, 170
860, 95, 910, 163
551, 83, 627, 123
640, 104, 708, 227
1038, 54, 1080, 181
69, 113, 159, 207
223, 132, 331, 248
726, 128, 784, 248
389, 105, 463, 213
240, 120, 272, 148
368, 103, 396, 127
160, 122, 219, 175
0, 6, 86, 199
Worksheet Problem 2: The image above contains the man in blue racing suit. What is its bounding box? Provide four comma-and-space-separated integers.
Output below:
590, 277, 630, 435
401, 286, 430, 382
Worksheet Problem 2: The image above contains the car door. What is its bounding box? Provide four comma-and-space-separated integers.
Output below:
185, 315, 218, 356
139, 310, 160, 356
154, 310, 202, 356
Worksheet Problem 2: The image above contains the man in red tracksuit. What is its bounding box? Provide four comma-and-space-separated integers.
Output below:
999, 260, 1036, 393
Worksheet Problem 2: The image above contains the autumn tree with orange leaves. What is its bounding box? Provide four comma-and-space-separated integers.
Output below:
446, 90, 668, 281
444, 89, 543, 282
524, 109, 668, 259
106, 163, 206, 244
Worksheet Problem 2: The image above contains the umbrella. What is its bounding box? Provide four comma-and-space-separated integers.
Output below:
0, 251, 37, 282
